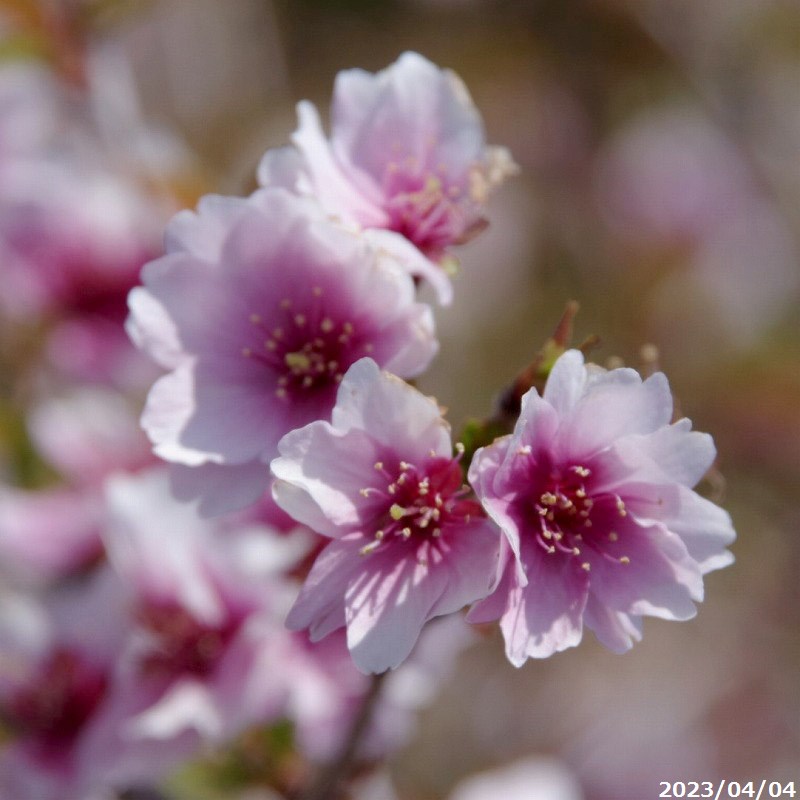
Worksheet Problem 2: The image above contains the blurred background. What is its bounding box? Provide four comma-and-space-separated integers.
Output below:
0, 1, 798, 798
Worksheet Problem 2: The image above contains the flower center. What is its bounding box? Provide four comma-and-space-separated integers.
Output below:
380, 153, 480, 255
357, 446, 482, 559
5, 648, 108, 750
241, 285, 373, 400
525, 459, 631, 571
138, 604, 239, 678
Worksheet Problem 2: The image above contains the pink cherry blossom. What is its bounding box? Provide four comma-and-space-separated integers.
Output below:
128, 187, 437, 515
0, 570, 131, 800
98, 468, 298, 773
468, 349, 735, 665
258, 52, 517, 304
0, 151, 165, 387
271, 358, 500, 674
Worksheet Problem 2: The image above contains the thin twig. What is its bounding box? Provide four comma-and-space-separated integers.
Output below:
300, 672, 386, 800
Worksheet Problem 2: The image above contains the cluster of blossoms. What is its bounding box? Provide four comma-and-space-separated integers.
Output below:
0, 45, 736, 800
130, 49, 734, 677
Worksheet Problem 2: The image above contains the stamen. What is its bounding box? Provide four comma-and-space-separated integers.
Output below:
285, 352, 311, 371
360, 541, 381, 556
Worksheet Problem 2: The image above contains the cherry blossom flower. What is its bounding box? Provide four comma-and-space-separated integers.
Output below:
271, 358, 499, 674
0, 571, 130, 800
76, 468, 308, 788
468, 349, 735, 665
258, 52, 517, 304
0, 151, 165, 387
128, 188, 437, 515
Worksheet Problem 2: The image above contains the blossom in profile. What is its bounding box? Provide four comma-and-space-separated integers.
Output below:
468, 349, 735, 665
127, 188, 437, 515
271, 358, 499, 674
258, 51, 517, 304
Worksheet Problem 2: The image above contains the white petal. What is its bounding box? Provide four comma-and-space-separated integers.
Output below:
331, 358, 451, 460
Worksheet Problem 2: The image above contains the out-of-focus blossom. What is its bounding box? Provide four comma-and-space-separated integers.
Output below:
92, 469, 300, 785
686, 198, 798, 344
259, 51, 517, 304
0, 571, 130, 800
128, 188, 437, 516
0, 152, 164, 386
0, 487, 104, 585
0, 156, 160, 317
594, 107, 751, 248
468, 349, 735, 664
272, 358, 499, 673
449, 756, 584, 800
0, 388, 154, 585
595, 106, 799, 347
28, 387, 153, 487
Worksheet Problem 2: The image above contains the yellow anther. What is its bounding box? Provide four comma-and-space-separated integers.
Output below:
285, 352, 311, 371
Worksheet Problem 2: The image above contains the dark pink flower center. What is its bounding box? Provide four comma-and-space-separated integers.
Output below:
137, 604, 239, 679
358, 449, 482, 560
524, 457, 631, 572
242, 285, 374, 401
4, 648, 108, 752
380, 155, 483, 255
